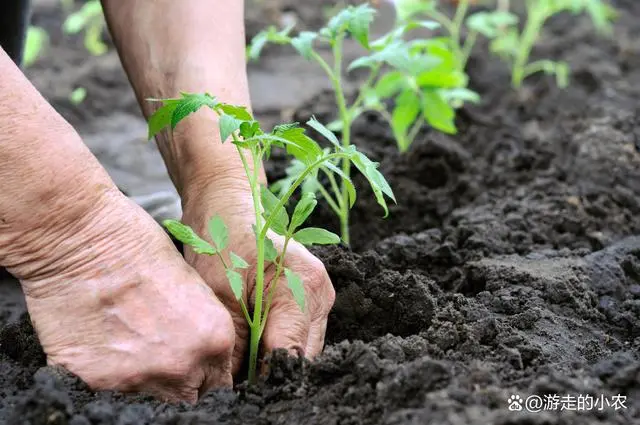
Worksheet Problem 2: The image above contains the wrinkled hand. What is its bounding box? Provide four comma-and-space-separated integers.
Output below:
14, 188, 235, 403
181, 180, 336, 374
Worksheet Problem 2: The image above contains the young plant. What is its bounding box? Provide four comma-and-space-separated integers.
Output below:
393, 0, 517, 72
23, 26, 49, 68
467, 0, 615, 88
62, 0, 108, 56
248, 3, 477, 242
147, 92, 394, 383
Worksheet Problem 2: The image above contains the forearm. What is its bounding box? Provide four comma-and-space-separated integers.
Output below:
0, 48, 117, 268
101, 0, 261, 198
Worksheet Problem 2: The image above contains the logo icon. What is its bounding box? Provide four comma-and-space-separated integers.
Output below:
508, 394, 524, 411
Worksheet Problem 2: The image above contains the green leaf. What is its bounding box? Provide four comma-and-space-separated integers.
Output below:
264, 237, 279, 262
290, 192, 317, 232
393, 0, 435, 22
273, 124, 323, 164
239, 121, 261, 139
219, 114, 244, 142
374, 71, 406, 99
218, 104, 253, 121
422, 90, 457, 134
293, 227, 341, 246
23, 26, 48, 67
352, 152, 396, 216
163, 219, 216, 255
347, 4, 376, 48
63, 14, 86, 34
306, 117, 341, 147
291, 31, 318, 59
467, 11, 519, 38
69, 87, 87, 105
147, 100, 180, 140
208, 215, 229, 251
322, 161, 357, 207
391, 89, 421, 151
261, 185, 289, 235
171, 93, 218, 129
285, 268, 305, 311
226, 269, 244, 300
230, 252, 249, 269
248, 30, 269, 60
416, 69, 466, 89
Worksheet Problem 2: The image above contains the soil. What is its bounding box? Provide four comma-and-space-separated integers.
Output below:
1, 0, 640, 424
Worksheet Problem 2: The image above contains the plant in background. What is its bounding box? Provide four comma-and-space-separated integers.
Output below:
248, 3, 477, 243
147, 93, 394, 383
481, 0, 616, 88
23, 26, 49, 67
62, 0, 108, 56
394, 0, 615, 88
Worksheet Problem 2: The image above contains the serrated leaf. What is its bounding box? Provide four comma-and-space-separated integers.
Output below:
273, 125, 323, 164
239, 121, 260, 139
248, 30, 269, 60
230, 252, 249, 269
347, 4, 375, 48
218, 104, 253, 121
394, 0, 435, 21
171, 93, 218, 129
291, 31, 318, 59
307, 117, 341, 147
290, 192, 317, 232
422, 90, 457, 134
467, 11, 519, 38
264, 236, 279, 262
226, 269, 244, 300
322, 161, 357, 207
163, 219, 216, 255
293, 227, 341, 245
284, 268, 305, 311
147, 100, 179, 140
374, 71, 406, 99
416, 69, 466, 89
219, 114, 244, 142
261, 186, 289, 235
208, 215, 229, 251
351, 152, 396, 216
391, 89, 421, 151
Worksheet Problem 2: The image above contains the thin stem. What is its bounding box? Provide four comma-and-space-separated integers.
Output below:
325, 169, 344, 210
317, 184, 342, 216
520, 60, 553, 80
407, 119, 423, 149
214, 251, 253, 326
259, 153, 347, 242
331, 37, 353, 246
349, 63, 382, 113
512, 5, 547, 88
460, 30, 477, 69
259, 237, 291, 337
247, 149, 265, 385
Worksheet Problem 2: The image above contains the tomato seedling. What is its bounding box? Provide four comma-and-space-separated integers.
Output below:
62, 0, 108, 56
248, 3, 476, 243
483, 0, 616, 88
147, 93, 394, 383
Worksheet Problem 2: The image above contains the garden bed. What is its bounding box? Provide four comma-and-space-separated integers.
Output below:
1, 0, 639, 424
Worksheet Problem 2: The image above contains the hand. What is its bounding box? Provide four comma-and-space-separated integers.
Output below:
12, 187, 235, 403
181, 179, 336, 375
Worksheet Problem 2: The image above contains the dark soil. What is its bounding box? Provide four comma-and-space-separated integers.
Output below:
1, 0, 640, 424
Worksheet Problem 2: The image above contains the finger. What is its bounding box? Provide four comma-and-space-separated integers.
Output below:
186, 251, 249, 376
261, 275, 311, 357
305, 314, 329, 359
